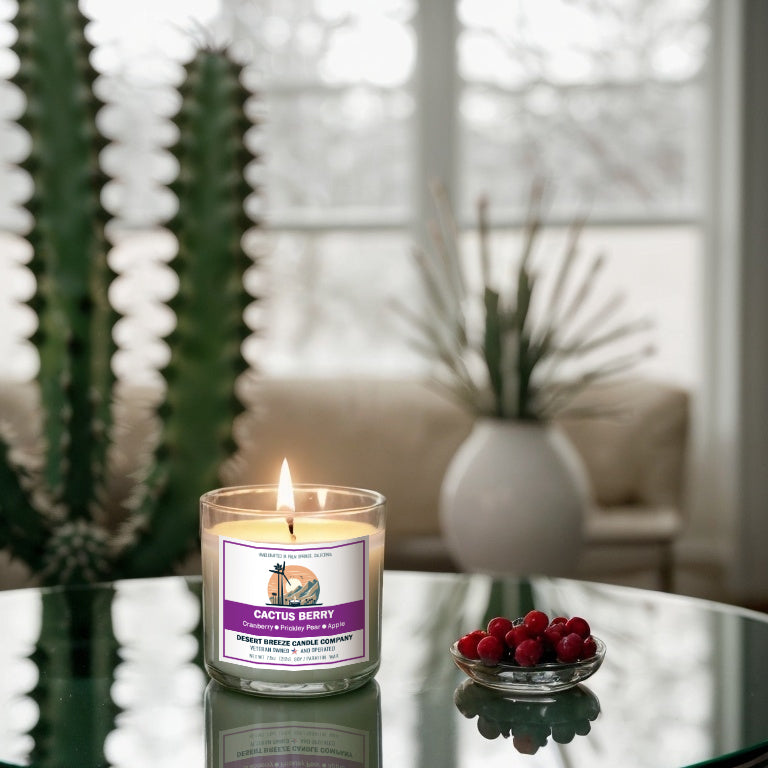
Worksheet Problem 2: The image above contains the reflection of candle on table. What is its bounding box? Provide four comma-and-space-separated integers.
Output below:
205, 679, 381, 768
201, 461, 386, 697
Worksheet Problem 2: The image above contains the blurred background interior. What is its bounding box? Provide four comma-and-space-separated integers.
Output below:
0, 0, 767, 607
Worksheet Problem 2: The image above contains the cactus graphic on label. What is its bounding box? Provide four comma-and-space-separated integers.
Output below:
267, 563, 320, 607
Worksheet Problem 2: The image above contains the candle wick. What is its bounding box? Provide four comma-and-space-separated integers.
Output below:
278, 502, 295, 541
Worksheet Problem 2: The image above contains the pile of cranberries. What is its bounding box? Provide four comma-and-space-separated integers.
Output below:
456, 610, 598, 667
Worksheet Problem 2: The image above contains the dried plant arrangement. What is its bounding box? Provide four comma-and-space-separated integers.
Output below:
398, 182, 653, 421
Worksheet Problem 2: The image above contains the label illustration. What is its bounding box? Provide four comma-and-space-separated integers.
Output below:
267, 563, 320, 606
219, 536, 369, 670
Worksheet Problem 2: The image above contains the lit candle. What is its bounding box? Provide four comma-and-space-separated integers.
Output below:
200, 461, 386, 697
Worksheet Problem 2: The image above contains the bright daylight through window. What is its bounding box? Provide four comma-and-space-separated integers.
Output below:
0, 0, 708, 390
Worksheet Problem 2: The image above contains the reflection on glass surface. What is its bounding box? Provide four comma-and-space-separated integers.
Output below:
204, 679, 381, 768
526, 579, 716, 766
0, 588, 40, 765
1, 573, 768, 768
0, 578, 206, 768
454, 679, 600, 755
106, 578, 206, 766
379, 572, 492, 768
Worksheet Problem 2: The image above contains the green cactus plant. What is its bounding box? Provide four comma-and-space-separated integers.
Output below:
2, 4, 256, 765
115, 47, 255, 578
0, 0, 257, 586
1, 0, 113, 585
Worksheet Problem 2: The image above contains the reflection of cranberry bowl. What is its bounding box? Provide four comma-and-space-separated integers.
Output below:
450, 611, 606, 694
453, 678, 601, 753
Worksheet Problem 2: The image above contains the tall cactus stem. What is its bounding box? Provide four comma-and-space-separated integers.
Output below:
10, 0, 115, 518
117, 48, 256, 577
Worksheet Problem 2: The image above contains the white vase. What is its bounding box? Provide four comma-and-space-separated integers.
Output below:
439, 419, 589, 576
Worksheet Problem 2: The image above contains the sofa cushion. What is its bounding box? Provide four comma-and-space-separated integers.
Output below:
557, 379, 689, 508
230, 377, 472, 539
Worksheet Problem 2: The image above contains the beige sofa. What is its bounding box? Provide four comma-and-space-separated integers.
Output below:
0, 376, 689, 590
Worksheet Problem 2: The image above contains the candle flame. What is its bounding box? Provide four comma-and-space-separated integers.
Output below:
277, 458, 295, 513
277, 458, 296, 541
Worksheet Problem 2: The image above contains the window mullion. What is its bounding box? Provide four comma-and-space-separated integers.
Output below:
413, 0, 459, 238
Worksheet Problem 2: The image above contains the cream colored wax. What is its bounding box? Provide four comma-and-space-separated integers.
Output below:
202, 517, 384, 695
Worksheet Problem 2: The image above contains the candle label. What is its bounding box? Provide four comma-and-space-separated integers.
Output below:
219, 535, 370, 669
220, 720, 368, 768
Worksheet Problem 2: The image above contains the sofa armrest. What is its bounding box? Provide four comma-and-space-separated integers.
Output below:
583, 505, 684, 544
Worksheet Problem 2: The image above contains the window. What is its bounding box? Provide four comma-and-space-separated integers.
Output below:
457, 0, 708, 220
0, 0, 709, 387
454, 0, 709, 388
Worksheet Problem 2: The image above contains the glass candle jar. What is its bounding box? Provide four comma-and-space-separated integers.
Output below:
201, 483, 386, 697
204, 679, 381, 768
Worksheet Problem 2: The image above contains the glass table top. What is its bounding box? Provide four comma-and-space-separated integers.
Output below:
1, 571, 768, 767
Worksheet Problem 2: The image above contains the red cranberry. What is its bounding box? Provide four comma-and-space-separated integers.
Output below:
457, 633, 483, 659
487, 616, 514, 641
542, 622, 567, 650
556, 633, 584, 663
565, 616, 590, 639
523, 610, 549, 636
504, 624, 531, 649
477, 635, 505, 665
550, 616, 568, 625
514, 638, 544, 667
580, 635, 598, 659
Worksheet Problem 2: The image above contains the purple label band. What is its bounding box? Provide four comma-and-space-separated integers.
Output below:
224, 599, 365, 638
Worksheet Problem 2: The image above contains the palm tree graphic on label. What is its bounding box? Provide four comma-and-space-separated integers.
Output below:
267, 563, 321, 606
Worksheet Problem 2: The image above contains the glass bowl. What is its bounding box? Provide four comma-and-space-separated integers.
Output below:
450, 636, 606, 695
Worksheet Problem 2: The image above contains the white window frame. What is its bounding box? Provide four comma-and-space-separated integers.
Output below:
700, 0, 768, 599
